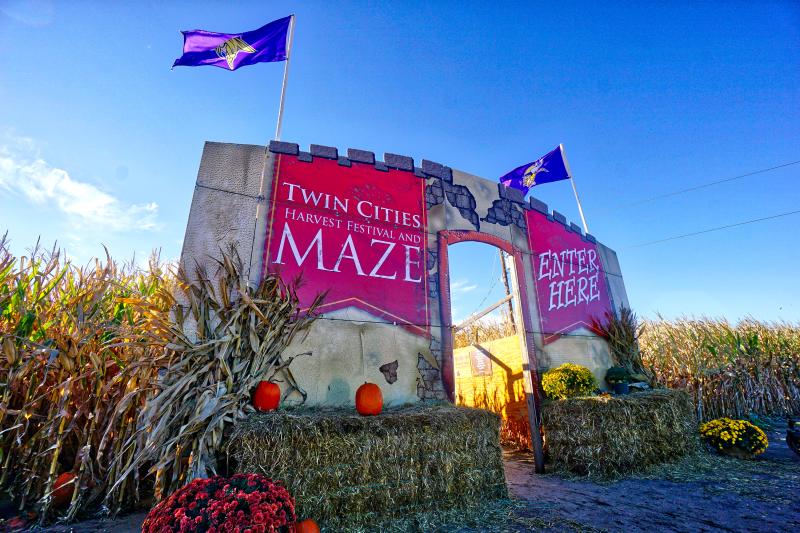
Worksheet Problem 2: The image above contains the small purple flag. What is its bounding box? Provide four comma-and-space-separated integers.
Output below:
499, 145, 572, 194
173, 16, 292, 71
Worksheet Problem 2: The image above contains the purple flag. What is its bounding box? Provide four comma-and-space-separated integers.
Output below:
173, 16, 292, 71
499, 145, 572, 194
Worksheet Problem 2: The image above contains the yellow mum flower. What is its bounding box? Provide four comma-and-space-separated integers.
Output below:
699, 417, 768, 456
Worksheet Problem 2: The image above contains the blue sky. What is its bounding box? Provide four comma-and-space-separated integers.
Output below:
1, 1, 798, 322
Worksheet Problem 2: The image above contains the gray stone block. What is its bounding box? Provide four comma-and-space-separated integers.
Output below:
425, 180, 445, 208
347, 148, 375, 164
268, 140, 299, 155
569, 222, 583, 234
552, 210, 567, 225
374, 161, 389, 172
421, 159, 444, 175
497, 183, 511, 200
528, 196, 548, 214
298, 151, 313, 163
497, 183, 526, 204
428, 276, 439, 298
385, 153, 414, 171
584, 233, 597, 244
426, 251, 437, 270
181, 185, 260, 285
421, 159, 453, 182
310, 144, 338, 159
337, 156, 351, 167
196, 142, 267, 199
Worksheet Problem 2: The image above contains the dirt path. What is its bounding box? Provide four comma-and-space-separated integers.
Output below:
504, 425, 800, 532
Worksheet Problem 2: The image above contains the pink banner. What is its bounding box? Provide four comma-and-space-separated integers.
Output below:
264, 154, 429, 336
526, 210, 613, 343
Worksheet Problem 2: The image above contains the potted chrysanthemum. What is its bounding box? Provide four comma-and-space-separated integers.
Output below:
604, 366, 632, 395
699, 418, 769, 459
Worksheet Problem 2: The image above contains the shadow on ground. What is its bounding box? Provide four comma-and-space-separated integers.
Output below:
503, 423, 800, 533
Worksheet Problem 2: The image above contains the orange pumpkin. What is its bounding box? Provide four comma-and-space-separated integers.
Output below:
253, 381, 280, 411
355, 382, 383, 416
52, 472, 76, 508
294, 519, 320, 533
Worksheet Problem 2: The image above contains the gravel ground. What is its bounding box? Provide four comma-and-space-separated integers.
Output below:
11, 425, 799, 532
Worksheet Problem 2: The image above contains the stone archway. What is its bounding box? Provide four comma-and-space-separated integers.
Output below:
437, 229, 545, 471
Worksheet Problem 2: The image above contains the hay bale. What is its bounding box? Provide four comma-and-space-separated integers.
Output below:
542, 389, 700, 478
229, 404, 507, 528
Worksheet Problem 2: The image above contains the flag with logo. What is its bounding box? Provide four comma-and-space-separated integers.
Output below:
173, 15, 292, 71
499, 145, 572, 194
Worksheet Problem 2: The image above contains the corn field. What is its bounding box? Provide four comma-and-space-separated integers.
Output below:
640, 318, 800, 421
0, 238, 172, 522
453, 319, 516, 350
2, 233, 800, 522
454, 310, 800, 424
0, 238, 318, 523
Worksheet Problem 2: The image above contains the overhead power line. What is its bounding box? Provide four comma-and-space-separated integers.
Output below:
617, 159, 800, 209
628, 209, 800, 249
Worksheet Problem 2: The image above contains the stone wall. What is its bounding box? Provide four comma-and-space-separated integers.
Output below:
180, 140, 630, 405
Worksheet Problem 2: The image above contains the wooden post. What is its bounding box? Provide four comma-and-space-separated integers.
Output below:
508, 254, 545, 473
498, 250, 516, 333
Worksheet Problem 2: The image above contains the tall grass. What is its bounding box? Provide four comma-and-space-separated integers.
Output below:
0, 238, 318, 522
640, 318, 800, 421
0, 238, 173, 522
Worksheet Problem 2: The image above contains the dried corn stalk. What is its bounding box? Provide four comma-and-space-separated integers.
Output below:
640, 316, 800, 421
0, 237, 174, 523
107, 248, 321, 506
0, 236, 320, 523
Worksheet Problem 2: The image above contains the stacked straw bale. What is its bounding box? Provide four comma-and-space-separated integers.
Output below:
542, 389, 699, 478
229, 404, 507, 527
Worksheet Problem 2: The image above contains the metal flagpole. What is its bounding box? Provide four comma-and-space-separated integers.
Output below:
274, 14, 296, 141
251, 15, 295, 287
560, 143, 590, 234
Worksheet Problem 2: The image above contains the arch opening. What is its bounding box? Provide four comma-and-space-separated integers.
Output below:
437, 230, 544, 468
